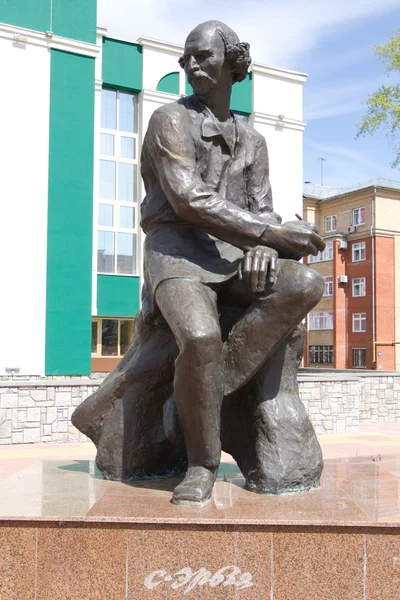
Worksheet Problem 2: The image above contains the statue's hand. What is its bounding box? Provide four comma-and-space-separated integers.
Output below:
240, 246, 278, 293
261, 220, 325, 259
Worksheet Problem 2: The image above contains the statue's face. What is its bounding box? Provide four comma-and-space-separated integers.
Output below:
183, 26, 230, 95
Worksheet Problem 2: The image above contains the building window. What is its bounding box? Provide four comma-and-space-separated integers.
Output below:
308, 241, 334, 263
97, 89, 138, 275
92, 318, 134, 357
352, 277, 366, 297
353, 348, 366, 368
352, 207, 366, 226
323, 276, 334, 296
325, 215, 337, 233
308, 312, 334, 330
352, 242, 366, 262
352, 313, 366, 332
309, 345, 334, 365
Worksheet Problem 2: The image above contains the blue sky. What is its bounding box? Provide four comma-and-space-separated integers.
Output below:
98, 0, 400, 189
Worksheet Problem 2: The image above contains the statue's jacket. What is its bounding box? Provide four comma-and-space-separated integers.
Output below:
140, 94, 282, 301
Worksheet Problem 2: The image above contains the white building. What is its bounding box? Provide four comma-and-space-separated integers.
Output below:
0, 1, 307, 377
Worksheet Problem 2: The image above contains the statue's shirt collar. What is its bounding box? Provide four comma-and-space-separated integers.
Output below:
191, 96, 238, 155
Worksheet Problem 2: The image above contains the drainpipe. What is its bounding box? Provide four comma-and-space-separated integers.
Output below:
371, 187, 376, 368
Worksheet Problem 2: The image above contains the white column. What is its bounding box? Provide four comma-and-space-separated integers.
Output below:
91, 25, 108, 316
0, 34, 51, 375
252, 63, 307, 224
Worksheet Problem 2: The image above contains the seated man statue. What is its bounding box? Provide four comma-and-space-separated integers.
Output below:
72, 20, 326, 507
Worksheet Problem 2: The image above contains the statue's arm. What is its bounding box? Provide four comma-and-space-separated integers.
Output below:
245, 133, 325, 259
142, 107, 280, 250
247, 133, 282, 224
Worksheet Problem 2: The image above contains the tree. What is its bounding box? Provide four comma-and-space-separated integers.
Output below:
357, 30, 400, 168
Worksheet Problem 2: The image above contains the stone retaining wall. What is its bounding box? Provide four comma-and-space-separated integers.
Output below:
1, 372, 400, 443
0, 376, 103, 444
299, 378, 361, 435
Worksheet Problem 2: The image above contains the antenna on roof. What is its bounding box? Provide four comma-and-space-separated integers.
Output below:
318, 157, 326, 186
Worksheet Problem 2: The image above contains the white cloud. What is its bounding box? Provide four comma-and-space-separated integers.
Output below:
305, 140, 380, 170
98, 0, 400, 67
304, 70, 399, 120
304, 139, 399, 187
304, 79, 380, 120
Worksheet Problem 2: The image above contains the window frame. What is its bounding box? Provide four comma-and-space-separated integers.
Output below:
352, 242, 366, 263
323, 275, 334, 297
308, 311, 334, 330
352, 313, 367, 333
308, 241, 334, 264
91, 317, 135, 358
309, 344, 334, 365
98, 89, 139, 276
325, 215, 337, 234
352, 277, 366, 297
352, 348, 366, 368
352, 207, 366, 227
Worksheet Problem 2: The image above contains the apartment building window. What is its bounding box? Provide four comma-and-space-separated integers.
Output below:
98, 89, 138, 275
308, 312, 334, 330
325, 215, 337, 233
352, 277, 366, 297
352, 242, 366, 262
309, 345, 334, 365
352, 207, 366, 226
352, 313, 366, 332
353, 348, 366, 368
323, 276, 334, 296
308, 241, 334, 263
92, 318, 134, 357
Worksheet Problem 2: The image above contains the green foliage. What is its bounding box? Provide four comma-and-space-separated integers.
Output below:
357, 30, 400, 168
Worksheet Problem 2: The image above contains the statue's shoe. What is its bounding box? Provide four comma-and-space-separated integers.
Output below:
172, 466, 218, 506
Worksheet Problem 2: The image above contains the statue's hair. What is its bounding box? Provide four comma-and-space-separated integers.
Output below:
178, 20, 251, 84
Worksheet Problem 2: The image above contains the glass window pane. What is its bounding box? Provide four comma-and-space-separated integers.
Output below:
101, 89, 117, 129
101, 319, 118, 356
97, 231, 115, 273
100, 133, 114, 156
120, 320, 134, 355
91, 322, 98, 354
118, 163, 134, 202
120, 206, 135, 229
119, 92, 135, 132
98, 204, 113, 227
121, 136, 135, 159
100, 160, 116, 200
117, 232, 136, 274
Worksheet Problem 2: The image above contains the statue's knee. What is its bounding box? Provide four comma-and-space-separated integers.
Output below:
303, 266, 324, 306
282, 262, 324, 308
181, 328, 222, 362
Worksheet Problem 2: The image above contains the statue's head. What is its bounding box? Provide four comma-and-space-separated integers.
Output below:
179, 21, 251, 96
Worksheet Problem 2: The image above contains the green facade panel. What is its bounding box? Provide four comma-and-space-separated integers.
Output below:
0, 0, 96, 43
97, 275, 140, 317
185, 72, 253, 114
185, 76, 192, 97
102, 38, 143, 92
0, 0, 50, 32
157, 72, 180, 95
52, 0, 97, 43
231, 73, 253, 114
46, 50, 95, 376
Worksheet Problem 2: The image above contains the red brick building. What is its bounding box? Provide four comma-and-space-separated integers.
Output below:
303, 179, 400, 371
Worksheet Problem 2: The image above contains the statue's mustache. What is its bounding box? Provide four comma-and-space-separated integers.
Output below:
188, 70, 213, 84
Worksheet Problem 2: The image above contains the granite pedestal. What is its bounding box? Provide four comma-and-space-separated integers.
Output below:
1, 456, 400, 599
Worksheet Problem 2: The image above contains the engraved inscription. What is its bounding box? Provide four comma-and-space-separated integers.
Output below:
144, 566, 254, 594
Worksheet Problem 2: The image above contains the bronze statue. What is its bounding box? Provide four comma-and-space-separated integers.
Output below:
72, 21, 326, 506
